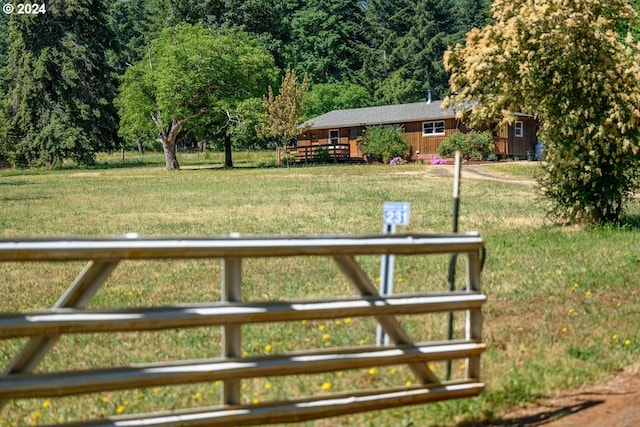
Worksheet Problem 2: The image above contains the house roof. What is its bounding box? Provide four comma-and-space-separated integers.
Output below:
302, 100, 459, 130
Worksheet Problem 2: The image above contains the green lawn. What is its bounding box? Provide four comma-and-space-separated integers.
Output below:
0, 159, 638, 426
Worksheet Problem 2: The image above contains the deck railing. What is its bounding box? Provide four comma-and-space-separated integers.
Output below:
0, 233, 486, 426
294, 143, 351, 163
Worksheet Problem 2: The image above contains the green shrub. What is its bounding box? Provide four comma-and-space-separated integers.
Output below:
312, 147, 332, 164
437, 131, 495, 160
358, 126, 410, 164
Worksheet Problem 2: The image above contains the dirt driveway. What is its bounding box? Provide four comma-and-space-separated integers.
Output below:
481, 362, 640, 427
428, 163, 640, 427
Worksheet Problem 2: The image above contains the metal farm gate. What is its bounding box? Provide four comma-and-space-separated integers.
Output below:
0, 233, 486, 426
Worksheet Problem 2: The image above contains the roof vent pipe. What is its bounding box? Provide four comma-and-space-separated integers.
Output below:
427, 90, 432, 104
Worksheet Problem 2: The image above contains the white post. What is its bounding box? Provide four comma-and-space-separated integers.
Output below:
376, 223, 396, 346
222, 257, 242, 405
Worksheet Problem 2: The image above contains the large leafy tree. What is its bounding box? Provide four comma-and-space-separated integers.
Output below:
117, 24, 278, 170
445, 0, 640, 224
5, 0, 119, 167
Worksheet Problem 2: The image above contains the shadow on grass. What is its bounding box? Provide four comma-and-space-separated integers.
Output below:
457, 400, 603, 427
617, 214, 640, 230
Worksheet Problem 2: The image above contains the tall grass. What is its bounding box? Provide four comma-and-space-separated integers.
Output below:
0, 160, 638, 426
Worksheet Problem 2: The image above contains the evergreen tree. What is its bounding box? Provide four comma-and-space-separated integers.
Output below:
454, 0, 491, 40
167, 0, 295, 71
5, 0, 119, 167
0, 13, 7, 71
0, 13, 8, 164
388, 0, 457, 100
302, 82, 372, 119
285, 0, 368, 83
363, 0, 462, 103
110, 0, 169, 71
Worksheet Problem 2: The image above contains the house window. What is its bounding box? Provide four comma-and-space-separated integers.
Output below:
515, 121, 524, 137
329, 129, 339, 145
422, 121, 445, 136
311, 133, 319, 141
349, 129, 360, 140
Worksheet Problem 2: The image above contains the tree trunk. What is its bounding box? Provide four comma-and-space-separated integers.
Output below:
224, 133, 233, 168
154, 117, 185, 171
161, 139, 180, 170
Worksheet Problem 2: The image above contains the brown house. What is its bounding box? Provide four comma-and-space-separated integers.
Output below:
296, 100, 538, 162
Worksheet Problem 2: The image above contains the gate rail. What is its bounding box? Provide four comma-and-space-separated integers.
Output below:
0, 233, 486, 426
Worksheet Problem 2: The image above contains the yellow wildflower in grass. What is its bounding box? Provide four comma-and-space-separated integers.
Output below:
322, 333, 330, 340
568, 308, 574, 314
126, 290, 134, 296
616, 302, 622, 308
390, 367, 397, 374
428, 364, 435, 372
375, 277, 381, 283
42, 400, 50, 408
116, 405, 125, 414
585, 291, 592, 297
324, 341, 331, 347
264, 382, 272, 389
459, 363, 466, 371
321, 382, 332, 391
561, 327, 568, 333
612, 334, 619, 340
335, 320, 342, 325
318, 324, 325, 331
264, 344, 272, 352
252, 398, 260, 404
344, 317, 352, 324
625, 339, 631, 346
193, 391, 202, 400
368, 368, 377, 375
571, 283, 579, 291
405, 380, 413, 387
301, 319, 307, 325
396, 277, 404, 284
101, 396, 110, 403
152, 387, 160, 395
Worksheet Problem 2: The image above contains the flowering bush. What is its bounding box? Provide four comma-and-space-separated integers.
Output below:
389, 156, 404, 165
430, 155, 447, 165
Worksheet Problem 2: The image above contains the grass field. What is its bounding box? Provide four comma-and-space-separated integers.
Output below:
0, 154, 638, 426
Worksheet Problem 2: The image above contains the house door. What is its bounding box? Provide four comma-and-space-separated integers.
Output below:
348, 128, 361, 158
